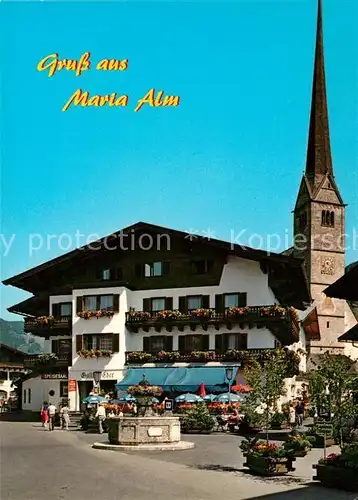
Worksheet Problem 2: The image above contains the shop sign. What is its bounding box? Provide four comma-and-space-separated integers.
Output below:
79, 371, 117, 381
68, 380, 77, 392
41, 373, 67, 380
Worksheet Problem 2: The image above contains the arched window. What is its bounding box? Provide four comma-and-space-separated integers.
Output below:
321, 210, 335, 227
321, 211, 326, 225
330, 211, 335, 227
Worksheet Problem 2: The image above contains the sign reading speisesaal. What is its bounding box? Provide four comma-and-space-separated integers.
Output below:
37, 52, 180, 112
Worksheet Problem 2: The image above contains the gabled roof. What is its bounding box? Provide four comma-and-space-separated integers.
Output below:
325, 261, 358, 301
3, 221, 311, 311
0, 343, 26, 357
338, 324, 358, 343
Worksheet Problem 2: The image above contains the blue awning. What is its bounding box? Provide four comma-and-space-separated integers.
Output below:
115, 367, 237, 393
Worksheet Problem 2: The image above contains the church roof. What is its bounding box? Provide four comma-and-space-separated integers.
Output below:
305, 0, 333, 188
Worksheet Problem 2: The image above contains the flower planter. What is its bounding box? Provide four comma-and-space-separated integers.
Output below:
245, 455, 295, 476
313, 464, 358, 492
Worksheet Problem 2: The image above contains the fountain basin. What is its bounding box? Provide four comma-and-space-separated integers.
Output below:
107, 416, 181, 445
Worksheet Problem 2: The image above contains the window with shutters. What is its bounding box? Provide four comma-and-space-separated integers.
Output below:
187, 296, 203, 310
100, 295, 113, 311
149, 336, 165, 351
102, 269, 111, 280
151, 298, 166, 312
60, 381, 68, 397
144, 262, 162, 277
143, 336, 173, 352
227, 333, 248, 350
84, 296, 97, 311
84, 334, 113, 351
180, 335, 207, 351
224, 294, 239, 308
60, 303, 72, 319
224, 293, 247, 308
190, 260, 214, 274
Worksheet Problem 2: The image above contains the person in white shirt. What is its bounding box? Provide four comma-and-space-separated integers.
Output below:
48, 404, 57, 431
95, 403, 106, 434
60, 403, 71, 431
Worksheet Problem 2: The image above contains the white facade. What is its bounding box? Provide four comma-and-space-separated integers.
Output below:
22, 375, 67, 412
24, 256, 309, 411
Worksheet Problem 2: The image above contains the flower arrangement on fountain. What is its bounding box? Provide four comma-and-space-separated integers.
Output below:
77, 309, 114, 319
127, 376, 163, 416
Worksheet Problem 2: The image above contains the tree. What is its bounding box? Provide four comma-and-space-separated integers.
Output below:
308, 353, 358, 447
241, 349, 292, 441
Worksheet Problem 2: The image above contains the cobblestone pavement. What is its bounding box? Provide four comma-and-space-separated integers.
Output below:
1, 422, 355, 500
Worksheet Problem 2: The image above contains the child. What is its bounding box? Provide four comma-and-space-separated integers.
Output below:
41, 401, 49, 428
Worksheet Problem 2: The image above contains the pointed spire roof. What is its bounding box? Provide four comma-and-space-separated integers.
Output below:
305, 0, 333, 187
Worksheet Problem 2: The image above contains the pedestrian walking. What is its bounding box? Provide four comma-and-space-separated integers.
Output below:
289, 402, 296, 430
295, 399, 305, 427
60, 402, 71, 431
41, 401, 49, 428
48, 403, 57, 431
95, 403, 106, 434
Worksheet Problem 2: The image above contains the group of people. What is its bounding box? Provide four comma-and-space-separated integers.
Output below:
289, 398, 306, 428
40, 401, 71, 431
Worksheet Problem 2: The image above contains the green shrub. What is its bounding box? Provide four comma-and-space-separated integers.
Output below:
182, 402, 215, 432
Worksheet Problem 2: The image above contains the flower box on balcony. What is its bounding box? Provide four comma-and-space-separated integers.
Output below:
77, 349, 113, 358
190, 309, 213, 319
77, 309, 114, 320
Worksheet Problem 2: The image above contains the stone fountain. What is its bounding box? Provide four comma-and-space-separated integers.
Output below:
93, 376, 194, 451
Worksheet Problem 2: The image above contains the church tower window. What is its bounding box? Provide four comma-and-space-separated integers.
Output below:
321, 210, 334, 227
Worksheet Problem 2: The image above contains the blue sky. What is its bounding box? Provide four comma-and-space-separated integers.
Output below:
1, 0, 357, 320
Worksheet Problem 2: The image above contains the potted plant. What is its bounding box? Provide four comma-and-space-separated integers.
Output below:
181, 402, 215, 434
313, 443, 358, 492
240, 437, 295, 476
284, 432, 315, 457
270, 412, 287, 430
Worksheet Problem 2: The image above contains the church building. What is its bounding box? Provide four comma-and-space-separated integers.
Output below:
291, 0, 357, 357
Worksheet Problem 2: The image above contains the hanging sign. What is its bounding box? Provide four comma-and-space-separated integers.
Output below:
68, 380, 77, 392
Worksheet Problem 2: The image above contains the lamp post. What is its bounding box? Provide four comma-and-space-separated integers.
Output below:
93, 371, 102, 395
225, 367, 234, 403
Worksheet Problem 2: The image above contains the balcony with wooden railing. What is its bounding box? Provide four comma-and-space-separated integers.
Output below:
124, 347, 301, 376
125, 305, 300, 344
125, 348, 274, 364
24, 315, 72, 336
23, 353, 72, 370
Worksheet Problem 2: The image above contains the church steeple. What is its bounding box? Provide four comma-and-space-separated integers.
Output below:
305, 0, 333, 188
